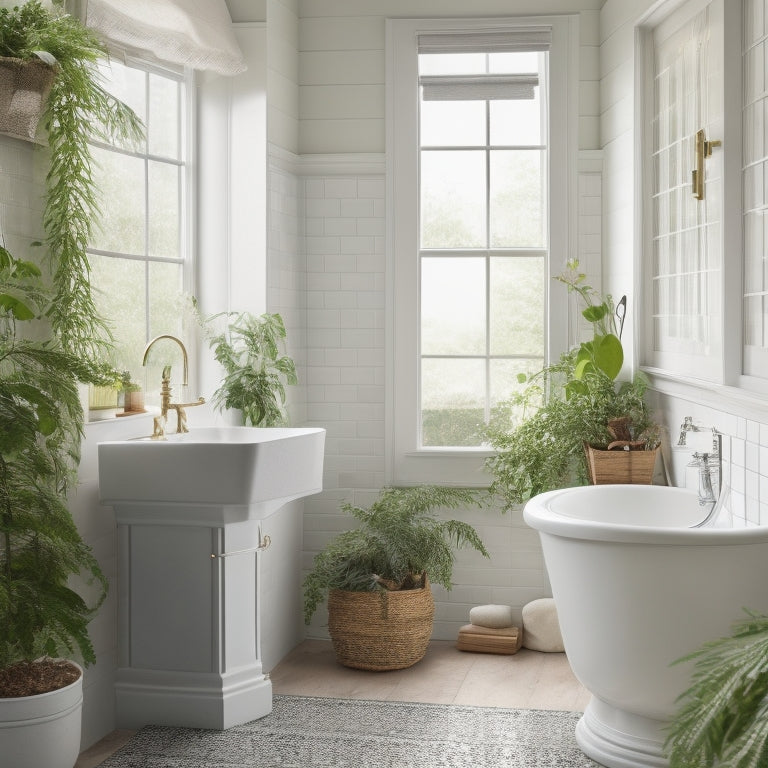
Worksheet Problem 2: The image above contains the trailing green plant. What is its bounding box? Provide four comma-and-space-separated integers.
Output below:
0, 0, 143, 373
665, 610, 768, 768
0, 245, 107, 674
203, 310, 298, 427
303, 485, 490, 624
484, 260, 658, 509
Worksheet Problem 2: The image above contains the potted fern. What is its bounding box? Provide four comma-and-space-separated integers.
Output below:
0, 246, 107, 768
203, 311, 298, 427
485, 260, 660, 509
666, 610, 768, 767
303, 486, 489, 671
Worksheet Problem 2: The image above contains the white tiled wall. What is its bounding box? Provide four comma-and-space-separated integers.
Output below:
303, 174, 386, 492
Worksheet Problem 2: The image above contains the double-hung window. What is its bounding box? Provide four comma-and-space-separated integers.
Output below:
87, 57, 192, 392
387, 17, 576, 485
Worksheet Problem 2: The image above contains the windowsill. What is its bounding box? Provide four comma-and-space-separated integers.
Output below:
643, 366, 768, 422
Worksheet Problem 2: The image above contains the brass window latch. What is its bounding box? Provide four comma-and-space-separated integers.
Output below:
691, 128, 721, 200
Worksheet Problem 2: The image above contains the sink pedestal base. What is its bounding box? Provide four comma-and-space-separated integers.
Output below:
115, 668, 272, 730
113, 509, 276, 730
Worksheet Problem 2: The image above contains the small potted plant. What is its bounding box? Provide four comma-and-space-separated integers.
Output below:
303, 485, 490, 671
0, 246, 107, 768
485, 259, 660, 508
202, 310, 297, 427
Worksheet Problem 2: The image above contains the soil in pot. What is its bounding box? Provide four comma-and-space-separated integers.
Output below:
0, 659, 81, 697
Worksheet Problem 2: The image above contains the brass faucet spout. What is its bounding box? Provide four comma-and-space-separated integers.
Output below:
142, 335, 188, 386
141, 334, 202, 436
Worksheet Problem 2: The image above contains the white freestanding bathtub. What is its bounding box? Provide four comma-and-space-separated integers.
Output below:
524, 484, 768, 768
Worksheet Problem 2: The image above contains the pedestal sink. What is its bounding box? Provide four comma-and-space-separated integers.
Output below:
97, 426, 325, 730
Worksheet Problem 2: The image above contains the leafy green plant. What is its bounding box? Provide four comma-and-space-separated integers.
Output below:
666, 610, 768, 768
0, 245, 107, 678
204, 311, 297, 427
303, 486, 490, 624
484, 260, 658, 509
0, 0, 143, 371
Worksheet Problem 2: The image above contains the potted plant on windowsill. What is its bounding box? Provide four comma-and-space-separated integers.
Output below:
485, 259, 660, 509
303, 486, 489, 671
0, 246, 108, 768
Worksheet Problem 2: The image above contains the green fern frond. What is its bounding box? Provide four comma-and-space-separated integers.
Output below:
666, 611, 768, 768
303, 486, 490, 624
202, 311, 297, 427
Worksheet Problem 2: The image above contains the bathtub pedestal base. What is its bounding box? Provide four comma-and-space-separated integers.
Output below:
576, 698, 669, 768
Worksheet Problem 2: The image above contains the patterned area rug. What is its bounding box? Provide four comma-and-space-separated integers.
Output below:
100, 695, 599, 767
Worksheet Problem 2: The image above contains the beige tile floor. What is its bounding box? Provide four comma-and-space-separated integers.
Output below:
74, 639, 590, 767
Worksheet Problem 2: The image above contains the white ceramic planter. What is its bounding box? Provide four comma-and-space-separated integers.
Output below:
0, 662, 83, 768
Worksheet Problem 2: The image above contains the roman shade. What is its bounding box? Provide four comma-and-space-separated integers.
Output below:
417, 26, 550, 101
83, 0, 246, 75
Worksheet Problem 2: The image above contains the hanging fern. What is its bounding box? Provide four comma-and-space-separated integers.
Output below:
0, 1, 143, 371
666, 610, 768, 768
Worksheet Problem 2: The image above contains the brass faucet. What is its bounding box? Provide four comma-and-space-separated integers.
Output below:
141, 335, 205, 437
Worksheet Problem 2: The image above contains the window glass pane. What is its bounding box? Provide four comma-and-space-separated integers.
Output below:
490, 97, 541, 146
98, 59, 146, 152
420, 100, 485, 146
149, 73, 180, 159
421, 358, 485, 447
89, 254, 146, 383
148, 261, 185, 340
490, 150, 545, 247
421, 257, 485, 355
489, 358, 543, 423
421, 150, 486, 248
488, 51, 539, 73
419, 53, 485, 75
148, 161, 180, 260
90, 147, 146, 255
489, 257, 545, 355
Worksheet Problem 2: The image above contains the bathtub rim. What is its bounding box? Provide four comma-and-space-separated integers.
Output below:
523, 484, 768, 545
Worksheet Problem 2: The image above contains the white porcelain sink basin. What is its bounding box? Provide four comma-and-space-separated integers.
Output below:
98, 426, 325, 518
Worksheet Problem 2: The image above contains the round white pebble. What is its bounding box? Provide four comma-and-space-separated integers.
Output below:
469, 604, 515, 629
521, 598, 564, 652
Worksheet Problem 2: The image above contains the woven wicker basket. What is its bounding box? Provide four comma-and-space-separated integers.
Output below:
0, 57, 57, 142
584, 443, 659, 485
327, 580, 435, 671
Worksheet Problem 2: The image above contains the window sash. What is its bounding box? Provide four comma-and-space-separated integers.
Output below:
386, 15, 575, 485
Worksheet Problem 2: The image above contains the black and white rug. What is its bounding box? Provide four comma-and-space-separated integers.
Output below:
100, 695, 598, 767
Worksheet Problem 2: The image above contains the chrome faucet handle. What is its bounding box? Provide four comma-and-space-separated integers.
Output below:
678, 416, 698, 445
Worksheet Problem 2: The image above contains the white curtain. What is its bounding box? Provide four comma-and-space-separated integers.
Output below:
85, 0, 246, 76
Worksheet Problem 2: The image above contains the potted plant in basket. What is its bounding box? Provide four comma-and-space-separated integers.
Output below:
303, 485, 490, 671
0, 246, 108, 768
485, 259, 660, 509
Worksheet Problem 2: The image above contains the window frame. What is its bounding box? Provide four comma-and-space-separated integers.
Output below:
385, 16, 578, 486
86, 54, 196, 392
639, 0, 768, 415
